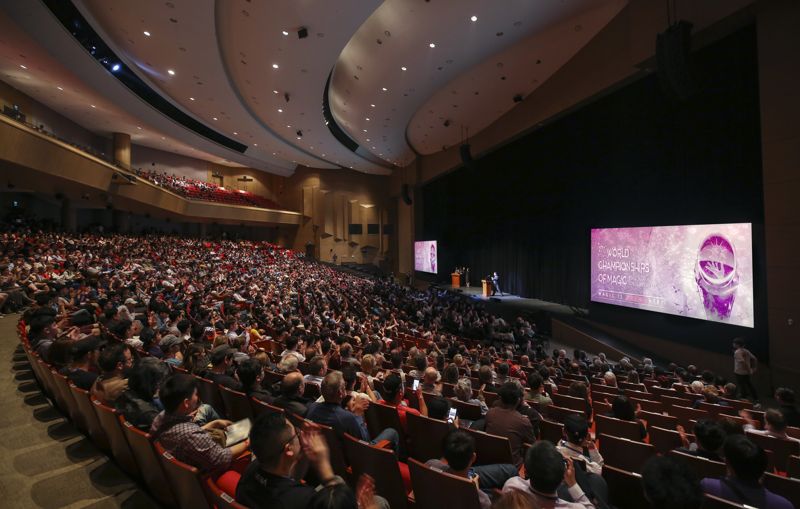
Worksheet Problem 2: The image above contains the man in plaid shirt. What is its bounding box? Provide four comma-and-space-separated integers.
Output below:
151, 374, 249, 473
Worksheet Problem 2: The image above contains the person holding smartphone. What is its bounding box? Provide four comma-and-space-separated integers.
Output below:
557, 415, 604, 475
376, 373, 427, 433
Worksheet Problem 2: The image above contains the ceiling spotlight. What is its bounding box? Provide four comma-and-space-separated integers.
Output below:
143, 30, 151, 36
513, 94, 523, 103
362, 129, 367, 132
111, 63, 121, 72
401, 66, 407, 71
273, 90, 279, 94
189, 97, 195, 101
253, 143, 258, 146
233, 131, 238, 135
470, 15, 478, 22
381, 87, 387, 91
19, 64, 27, 69
284, 92, 290, 102
296, 130, 303, 137
429, 43, 436, 48
57, 86, 63, 91
365, 117, 370, 121
167, 69, 175, 75
370, 104, 375, 108
272, 63, 279, 69
90, 104, 96, 108
137, 126, 142, 130
213, 117, 218, 120
277, 108, 283, 113
297, 27, 308, 39
366, 138, 371, 142
161, 136, 165, 140
282, 30, 289, 36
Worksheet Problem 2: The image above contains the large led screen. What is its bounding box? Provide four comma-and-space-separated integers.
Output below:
414, 240, 438, 274
591, 223, 753, 327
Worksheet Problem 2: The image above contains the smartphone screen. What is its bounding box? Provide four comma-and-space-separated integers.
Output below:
411, 379, 420, 391
447, 407, 458, 423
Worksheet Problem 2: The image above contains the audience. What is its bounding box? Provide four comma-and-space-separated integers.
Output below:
557, 415, 604, 475
90, 343, 131, 404
115, 357, 169, 430
60, 336, 102, 390
641, 456, 703, 509
485, 382, 537, 466
676, 419, 726, 462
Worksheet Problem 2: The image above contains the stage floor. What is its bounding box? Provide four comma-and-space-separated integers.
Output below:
445, 285, 586, 317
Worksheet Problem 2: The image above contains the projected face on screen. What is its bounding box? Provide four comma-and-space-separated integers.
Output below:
414, 241, 438, 274
591, 223, 753, 327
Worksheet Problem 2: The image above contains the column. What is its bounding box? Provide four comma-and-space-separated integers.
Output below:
112, 132, 131, 169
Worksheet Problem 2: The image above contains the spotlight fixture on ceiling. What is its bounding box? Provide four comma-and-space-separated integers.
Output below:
296, 130, 303, 138
284, 92, 290, 103
470, 15, 478, 22
111, 63, 121, 72
443, 119, 451, 127
167, 69, 175, 75
513, 94, 523, 103
143, 31, 151, 36
429, 43, 436, 48
272, 63, 279, 69
297, 27, 308, 39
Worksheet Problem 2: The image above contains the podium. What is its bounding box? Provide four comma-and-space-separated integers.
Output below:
481, 279, 491, 297
451, 273, 461, 288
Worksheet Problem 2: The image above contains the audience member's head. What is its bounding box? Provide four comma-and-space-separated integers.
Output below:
723, 434, 766, 483
498, 381, 523, 409
562, 414, 590, 446
524, 442, 565, 494
441, 430, 476, 473
127, 357, 169, 401
776, 387, 796, 406
764, 408, 787, 433
237, 358, 264, 391
382, 373, 403, 404
611, 395, 636, 421
249, 412, 299, 471
98, 343, 132, 376
641, 456, 703, 509
160, 374, 199, 415
692, 419, 726, 453
321, 371, 346, 404
454, 378, 473, 402
281, 372, 305, 398
427, 396, 451, 421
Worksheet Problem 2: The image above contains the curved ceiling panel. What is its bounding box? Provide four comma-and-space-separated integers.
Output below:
216, 0, 390, 175
330, 0, 627, 166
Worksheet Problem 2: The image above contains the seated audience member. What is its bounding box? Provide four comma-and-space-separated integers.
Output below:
307, 477, 388, 509
503, 441, 596, 509
236, 413, 345, 509
425, 430, 518, 509
557, 415, 604, 475
421, 366, 442, 395
722, 382, 738, 399
775, 387, 800, 427
60, 336, 102, 390
159, 334, 185, 367
602, 371, 617, 388
524, 372, 553, 412
607, 395, 647, 440
693, 385, 729, 408
90, 343, 132, 404
491, 489, 541, 509
151, 374, 249, 474
426, 396, 454, 422
700, 434, 794, 509
676, 419, 726, 461
272, 371, 310, 417
641, 456, 703, 509
116, 357, 169, 430
568, 381, 593, 422
485, 382, 537, 466
139, 327, 163, 358
377, 373, 427, 432
742, 407, 800, 443
237, 357, 273, 403
442, 363, 460, 385
277, 354, 300, 374
304, 355, 326, 386
306, 371, 399, 451
204, 345, 242, 391
342, 364, 377, 403
478, 365, 497, 393
407, 353, 428, 381
454, 377, 489, 417
280, 335, 306, 363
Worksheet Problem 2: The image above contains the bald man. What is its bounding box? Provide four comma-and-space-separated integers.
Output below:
273, 371, 310, 417
421, 367, 443, 396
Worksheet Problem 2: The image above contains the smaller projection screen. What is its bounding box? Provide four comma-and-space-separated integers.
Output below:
414, 240, 438, 274
591, 223, 754, 328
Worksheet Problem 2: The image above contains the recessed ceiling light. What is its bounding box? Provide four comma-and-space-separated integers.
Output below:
253, 143, 257, 146
167, 69, 175, 75
161, 136, 165, 140
233, 131, 238, 135
90, 104, 96, 108
429, 43, 436, 48
370, 104, 375, 108
362, 129, 367, 132
287, 125, 291, 128
212, 117, 218, 120
321, 153, 325, 156
401, 66, 407, 71
143, 31, 151, 36
189, 97, 195, 101
137, 126, 142, 130
57, 86, 63, 91
19, 64, 27, 69
282, 30, 289, 36
272, 63, 279, 69
277, 108, 283, 113
111, 63, 121, 72
470, 15, 478, 22
296, 136, 301, 140
381, 87, 387, 91
273, 90, 279, 94
365, 117, 370, 121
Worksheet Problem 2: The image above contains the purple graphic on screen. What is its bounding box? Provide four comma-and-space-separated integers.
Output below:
590, 223, 753, 328
695, 234, 738, 321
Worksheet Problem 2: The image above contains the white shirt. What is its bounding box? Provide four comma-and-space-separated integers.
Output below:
503, 476, 596, 509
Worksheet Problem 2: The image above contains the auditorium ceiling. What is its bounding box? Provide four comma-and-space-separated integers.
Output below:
0, 0, 627, 176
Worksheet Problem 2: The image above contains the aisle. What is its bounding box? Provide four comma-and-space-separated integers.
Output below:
0, 314, 157, 508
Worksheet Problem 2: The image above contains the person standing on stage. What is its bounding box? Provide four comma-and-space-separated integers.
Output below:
733, 338, 758, 401
491, 272, 502, 296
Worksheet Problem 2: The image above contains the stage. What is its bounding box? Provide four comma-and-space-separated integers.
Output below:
446, 284, 585, 317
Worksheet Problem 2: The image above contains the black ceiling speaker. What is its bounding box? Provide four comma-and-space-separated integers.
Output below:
459, 143, 474, 167
656, 20, 695, 101
297, 27, 308, 39
401, 184, 412, 205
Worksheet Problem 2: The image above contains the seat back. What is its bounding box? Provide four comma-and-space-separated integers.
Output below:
50, 370, 82, 425
745, 431, 800, 473
702, 494, 749, 508
660, 395, 695, 411
667, 450, 726, 479
406, 412, 449, 462
670, 405, 709, 430
602, 465, 647, 509
551, 393, 587, 411
154, 441, 211, 509
119, 418, 176, 507
464, 428, 514, 466
591, 399, 612, 416
205, 477, 248, 509
69, 383, 110, 452
92, 398, 139, 476
540, 419, 564, 444
250, 397, 284, 419
315, 421, 350, 482
599, 433, 655, 473
639, 410, 677, 431
788, 454, 800, 478
408, 458, 482, 509
762, 472, 800, 504
343, 434, 409, 509
629, 397, 665, 414
303, 382, 321, 401
595, 414, 643, 442
546, 404, 584, 423
365, 401, 407, 447
218, 386, 253, 421
649, 426, 694, 455
195, 376, 225, 417
449, 398, 482, 421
